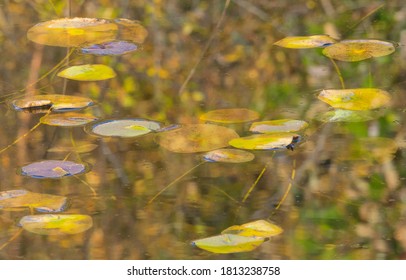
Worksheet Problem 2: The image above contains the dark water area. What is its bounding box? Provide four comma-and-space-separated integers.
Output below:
1, 0, 406, 260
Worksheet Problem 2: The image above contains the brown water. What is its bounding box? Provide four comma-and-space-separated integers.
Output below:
1, 0, 406, 260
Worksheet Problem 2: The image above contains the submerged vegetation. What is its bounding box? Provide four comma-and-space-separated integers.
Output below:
1, 0, 406, 259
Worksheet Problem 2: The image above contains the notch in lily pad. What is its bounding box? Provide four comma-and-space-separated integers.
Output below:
200, 108, 260, 124
18, 214, 93, 235
19, 160, 88, 179
229, 133, 301, 151
274, 35, 337, 49
57, 64, 117, 81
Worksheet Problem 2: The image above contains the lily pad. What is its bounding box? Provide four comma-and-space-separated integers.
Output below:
229, 133, 300, 151
12, 94, 94, 113
0, 189, 67, 213
81, 40, 138, 56
19, 160, 87, 179
114, 18, 148, 44
27, 17, 118, 47
203, 149, 255, 163
316, 109, 378, 122
192, 234, 265, 254
318, 88, 391, 110
40, 112, 98, 127
250, 119, 309, 133
274, 35, 337, 49
85, 118, 161, 138
322, 39, 396, 61
200, 108, 260, 124
19, 214, 93, 235
156, 124, 239, 153
221, 220, 283, 238
57, 64, 117, 81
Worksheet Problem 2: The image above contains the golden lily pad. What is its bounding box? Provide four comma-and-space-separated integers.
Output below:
316, 109, 378, 122
19, 214, 93, 235
86, 118, 161, 138
156, 124, 239, 153
40, 112, 98, 127
274, 35, 337, 49
0, 189, 67, 213
322, 39, 396, 61
229, 133, 300, 151
57, 64, 117, 81
27, 17, 118, 47
203, 149, 255, 163
318, 88, 390, 110
221, 220, 283, 238
250, 119, 309, 133
12, 94, 94, 112
200, 108, 260, 124
191, 234, 265, 254
19, 160, 88, 179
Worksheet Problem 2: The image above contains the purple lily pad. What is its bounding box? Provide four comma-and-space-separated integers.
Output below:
81, 41, 138, 56
20, 160, 88, 179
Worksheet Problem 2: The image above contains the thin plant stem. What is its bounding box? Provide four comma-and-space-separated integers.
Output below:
0, 228, 24, 252
73, 174, 97, 196
241, 162, 269, 203
329, 58, 345, 89
273, 159, 296, 212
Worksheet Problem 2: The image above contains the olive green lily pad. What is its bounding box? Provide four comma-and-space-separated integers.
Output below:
19, 214, 93, 235
191, 234, 265, 254
250, 119, 309, 133
0, 189, 67, 213
229, 133, 300, 151
203, 149, 255, 163
322, 39, 396, 61
57, 64, 116, 81
40, 112, 98, 127
19, 160, 88, 179
86, 118, 161, 138
27, 17, 118, 47
200, 108, 260, 124
316, 109, 378, 122
221, 220, 283, 238
318, 88, 390, 110
274, 35, 337, 49
156, 124, 239, 153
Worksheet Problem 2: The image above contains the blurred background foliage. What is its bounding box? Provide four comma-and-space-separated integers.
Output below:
1, 0, 406, 259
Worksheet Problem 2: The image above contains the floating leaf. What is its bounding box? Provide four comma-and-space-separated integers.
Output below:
250, 119, 309, 133
114, 18, 148, 44
81, 40, 138, 56
274, 35, 337, 49
318, 88, 390, 110
229, 133, 300, 151
19, 214, 93, 235
0, 190, 67, 213
322, 39, 396, 61
316, 109, 378, 122
40, 112, 98, 127
86, 119, 161, 138
12, 94, 94, 113
27, 17, 118, 47
57, 64, 116, 81
19, 160, 87, 179
156, 124, 239, 153
200, 108, 260, 124
192, 234, 265, 254
203, 149, 255, 163
221, 220, 283, 238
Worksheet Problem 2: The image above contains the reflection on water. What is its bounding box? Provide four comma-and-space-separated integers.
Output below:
1, 1, 406, 260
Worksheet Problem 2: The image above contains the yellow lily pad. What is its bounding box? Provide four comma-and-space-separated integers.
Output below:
57, 64, 117, 81
322, 39, 396, 61
40, 112, 98, 127
191, 234, 265, 254
203, 149, 255, 163
229, 133, 300, 151
221, 220, 283, 238
250, 119, 309, 133
318, 88, 391, 110
274, 35, 337, 49
200, 108, 260, 124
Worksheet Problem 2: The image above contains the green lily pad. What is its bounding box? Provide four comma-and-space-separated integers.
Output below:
86, 118, 161, 138
40, 112, 98, 127
318, 88, 391, 110
0, 189, 67, 213
200, 108, 260, 124
221, 220, 283, 238
192, 234, 265, 254
250, 119, 309, 133
19, 214, 93, 235
27, 17, 118, 47
316, 109, 378, 122
156, 124, 239, 153
274, 35, 337, 49
229, 133, 300, 151
57, 64, 117, 81
203, 149, 255, 163
322, 39, 396, 61
19, 160, 88, 179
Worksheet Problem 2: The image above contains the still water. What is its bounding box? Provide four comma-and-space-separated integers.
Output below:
1, 0, 406, 259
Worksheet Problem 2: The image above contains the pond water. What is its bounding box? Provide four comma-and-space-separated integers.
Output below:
1, 0, 406, 260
